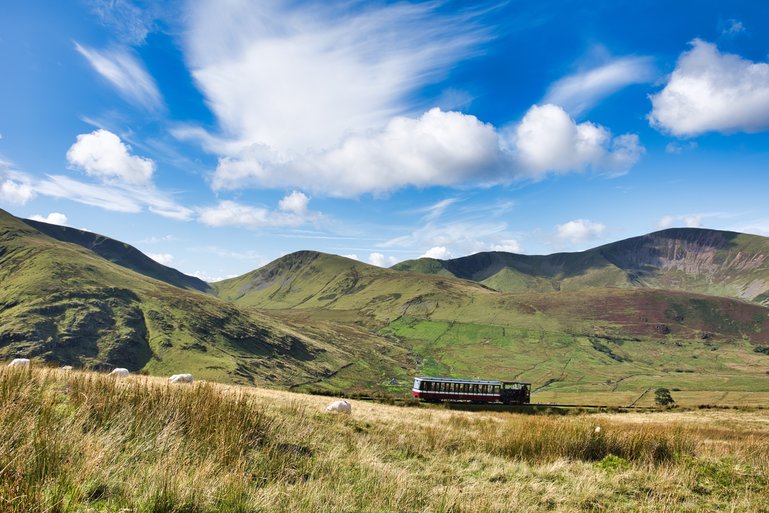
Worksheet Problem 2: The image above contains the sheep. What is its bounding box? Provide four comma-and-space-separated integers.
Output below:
168, 373, 193, 384
109, 368, 129, 378
61, 365, 73, 371
8, 358, 30, 367
325, 399, 352, 414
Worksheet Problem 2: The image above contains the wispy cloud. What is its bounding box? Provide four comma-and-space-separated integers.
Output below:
184, 1, 489, 153
75, 42, 162, 110
544, 56, 655, 116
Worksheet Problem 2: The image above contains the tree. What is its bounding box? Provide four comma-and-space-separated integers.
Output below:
654, 387, 675, 407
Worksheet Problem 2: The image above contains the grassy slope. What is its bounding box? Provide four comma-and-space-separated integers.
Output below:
0, 210, 381, 386
214, 251, 769, 396
394, 228, 769, 303
4, 367, 769, 513
23, 216, 211, 293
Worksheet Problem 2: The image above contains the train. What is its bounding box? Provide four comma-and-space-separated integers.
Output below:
412, 377, 531, 404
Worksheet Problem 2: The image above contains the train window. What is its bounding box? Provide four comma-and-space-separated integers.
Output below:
482, 385, 488, 394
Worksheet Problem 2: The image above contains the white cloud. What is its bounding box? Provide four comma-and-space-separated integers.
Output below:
212, 108, 504, 196
0, 179, 35, 205
34, 175, 192, 220
490, 239, 522, 253
198, 192, 321, 228
421, 246, 452, 260
29, 212, 68, 226
67, 129, 154, 184
147, 253, 174, 266
368, 252, 399, 267
184, 1, 487, 154
657, 214, 703, 229
510, 104, 644, 178
342, 254, 360, 261
544, 56, 655, 115
75, 43, 162, 110
556, 219, 606, 244
278, 191, 310, 215
212, 105, 642, 196
649, 39, 769, 136
181, 3, 643, 196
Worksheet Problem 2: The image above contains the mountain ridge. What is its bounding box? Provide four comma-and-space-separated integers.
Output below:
392, 227, 769, 304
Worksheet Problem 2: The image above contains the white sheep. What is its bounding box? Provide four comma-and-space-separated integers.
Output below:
325, 399, 352, 414
109, 368, 129, 378
8, 358, 30, 367
61, 365, 73, 371
168, 373, 193, 384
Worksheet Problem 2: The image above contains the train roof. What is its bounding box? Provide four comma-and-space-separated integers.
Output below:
414, 376, 530, 386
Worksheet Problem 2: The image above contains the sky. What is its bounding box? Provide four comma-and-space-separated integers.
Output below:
2, 1, 769, 281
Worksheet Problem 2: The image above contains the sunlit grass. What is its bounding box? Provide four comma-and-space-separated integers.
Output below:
1, 367, 768, 512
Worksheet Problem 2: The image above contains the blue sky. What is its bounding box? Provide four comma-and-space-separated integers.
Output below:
3, 0, 769, 280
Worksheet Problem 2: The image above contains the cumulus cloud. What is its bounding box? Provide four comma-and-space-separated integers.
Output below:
510, 104, 644, 177
649, 39, 769, 136
421, 246, 452, 260
198, 192, 321, 228
544, 56, 655, 115
342, 254, 360, 261
491, 239, 522, 253
0, 178, 35, 205
368, 253, 399, 267
67, 129, 155, 184
29, 212, 68, 226
278, 191, 310, 215
212, 108, 504, 196
75, 43, 162, 110
556, 219, 606, 244
212, 105, 642, 196
147, 253, 174, 266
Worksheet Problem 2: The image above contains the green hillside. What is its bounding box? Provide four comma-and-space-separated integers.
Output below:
0, 209, 385, 387
393, 228, 769, 303
214, 250, 769, 397
23, 217, 211, 293
7, 206, 769, 401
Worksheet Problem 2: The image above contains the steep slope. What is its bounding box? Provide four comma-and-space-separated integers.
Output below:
0, 210, 366, 386
23, 217, 211, 293
393, 228, 769, 303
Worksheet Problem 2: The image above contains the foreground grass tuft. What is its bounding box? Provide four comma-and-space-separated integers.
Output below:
1, 367, 768, 512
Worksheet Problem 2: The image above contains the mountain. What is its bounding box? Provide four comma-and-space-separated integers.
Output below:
393, 228, 769, 304
214, 249, 769, 396
6, 207, 769, 399
0, 209, 376, 386
22, 218, 211, 293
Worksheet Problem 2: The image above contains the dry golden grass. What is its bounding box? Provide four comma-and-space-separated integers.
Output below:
1, 367, 769, 512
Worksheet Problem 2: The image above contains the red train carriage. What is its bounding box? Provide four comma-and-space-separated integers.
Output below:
412, 377, 531, 404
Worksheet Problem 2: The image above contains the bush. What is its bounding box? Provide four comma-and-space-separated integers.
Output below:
655, 388, 675, 407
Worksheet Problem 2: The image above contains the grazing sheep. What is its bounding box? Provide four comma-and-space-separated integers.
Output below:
168, 373, 193, 384
325, 399, 352, 414
109, 368, 129, 378
61, 365, 73, 371
8, 358, 30, 367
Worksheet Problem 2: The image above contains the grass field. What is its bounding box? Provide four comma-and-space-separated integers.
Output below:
3, 366, 769, 512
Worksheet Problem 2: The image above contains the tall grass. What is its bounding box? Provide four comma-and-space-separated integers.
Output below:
0, 367, 766, 512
